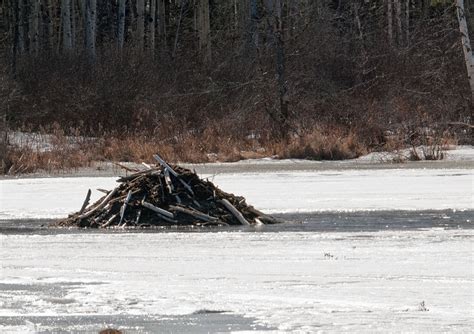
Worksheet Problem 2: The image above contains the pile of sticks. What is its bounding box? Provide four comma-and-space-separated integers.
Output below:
55, 154, 283, 228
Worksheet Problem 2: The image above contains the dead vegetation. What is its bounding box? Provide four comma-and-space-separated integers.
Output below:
2, 119, 466, 175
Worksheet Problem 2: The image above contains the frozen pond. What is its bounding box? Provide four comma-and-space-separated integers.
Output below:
1, 159, 473, 333
1, 210, 473, 333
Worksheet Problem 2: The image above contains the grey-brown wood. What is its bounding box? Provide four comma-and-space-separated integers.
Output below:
79, 189, 92, 213
79, 188, 117, 219
219, 199, 250, 225
142, 201, 178, 223
118, 190, 133, 226
169, 205, 218, 222
142, 201, 175, 218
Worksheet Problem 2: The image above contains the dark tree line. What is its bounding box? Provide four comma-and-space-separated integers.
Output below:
0, 1, 472, 145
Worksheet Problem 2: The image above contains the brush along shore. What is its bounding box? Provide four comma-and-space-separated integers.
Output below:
55, 155, 283, 228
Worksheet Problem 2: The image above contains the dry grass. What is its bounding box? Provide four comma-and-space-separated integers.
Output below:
4, 146, 94, 174
269, 127, 366, 160
3, 124, 369, 174
1, 119, 463, 175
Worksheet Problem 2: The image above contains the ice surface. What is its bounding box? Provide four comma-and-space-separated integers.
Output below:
0, 229, 472, 333
1, 157, 473, 333
1, 168, 472, 219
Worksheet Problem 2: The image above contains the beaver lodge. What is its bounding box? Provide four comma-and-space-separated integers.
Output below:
56, 154, 283, 228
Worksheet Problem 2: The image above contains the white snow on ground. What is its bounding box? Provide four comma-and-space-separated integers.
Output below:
355, 145, 474, 163
1, 168, 472, 219
444, 145, 474, 161
0, 230, 472, 333
7, 131, 93, 153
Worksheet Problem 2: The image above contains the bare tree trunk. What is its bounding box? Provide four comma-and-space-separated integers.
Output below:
71, 0, 76, 49
197, 0, 211, 63
84, 0, 96, 61
9, 0, 20, 73
387, 0, 393, 45
249, 0, 258, 49
157, 0, 165, 38
118, 0, 126, 49
29, 0, 40, 55
156, 0, 167, 51
273, 0, 289, 138
394, 0, 402, 45
150, 0, 156, 53
46, 0, 54, 51
172, 0, 185, 58
61, 0, 72, 51
0, 101, 6, 173
18, 0, 26, 54
456, 0, 474, 100
405, 0, 409, 45
137, 0, 145, 50
232, 0, 237, 29
353, 2, 364, 85
264, 0, 274, 47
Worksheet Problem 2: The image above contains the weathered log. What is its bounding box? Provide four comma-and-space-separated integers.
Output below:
219, 199, 250, 225
153, 154, 178, 177
78, 188, 118, 219
101, 213, 118, 228
246, 206, 285, 224
256, 214, 286, 225
141, 162, 152, 169
169, 205, 218, 222
118, 190, 133, 226
113, 162, 140, 172
153, 154, 194, 195
142, 201, 178, 224
163, 168, 174, 193
79, 189, 92, 213
117, 169, 158, 182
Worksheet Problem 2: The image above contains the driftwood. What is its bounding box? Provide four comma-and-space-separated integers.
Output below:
142, 201, 175, 219
118, 190, 132, 226
154, 154, 194, 195
169, 205, 219, 222
78, 188, 118, 220
141, 162, 152, 169
79, 189, 92, 214
101, 213, 118, 228
113, 162, 139, 173
219, 199, 249, 225
55, 154, 284, 228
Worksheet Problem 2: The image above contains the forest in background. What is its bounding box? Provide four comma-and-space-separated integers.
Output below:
0, 0, 473, 173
